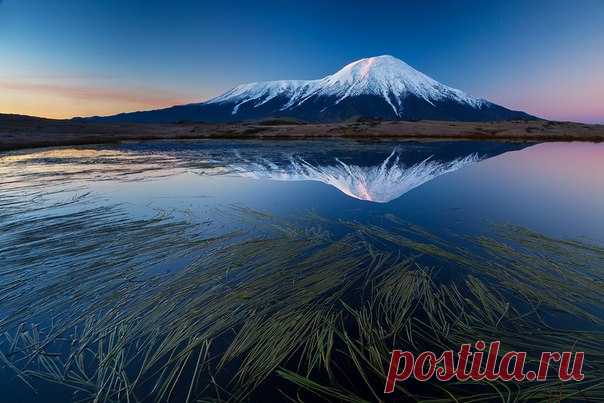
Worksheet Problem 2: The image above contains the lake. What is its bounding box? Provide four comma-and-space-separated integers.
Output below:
1, 139, 603, 402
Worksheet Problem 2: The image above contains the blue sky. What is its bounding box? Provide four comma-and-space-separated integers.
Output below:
1, 0, 602, 122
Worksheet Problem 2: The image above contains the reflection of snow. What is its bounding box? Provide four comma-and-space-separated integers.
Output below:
229, 149, 481, 203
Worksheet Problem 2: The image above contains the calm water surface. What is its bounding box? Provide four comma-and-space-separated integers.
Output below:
0, 139, 603, 402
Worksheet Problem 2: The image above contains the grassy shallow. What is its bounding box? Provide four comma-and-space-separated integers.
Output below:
1, 199, 603, 401
0, 147, 603, 402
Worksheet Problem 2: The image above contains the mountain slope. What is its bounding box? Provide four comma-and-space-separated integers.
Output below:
86, 55, 534, 123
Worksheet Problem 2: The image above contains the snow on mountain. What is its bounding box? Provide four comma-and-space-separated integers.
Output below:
87, 55, 534, 123
207, 55, 487, 117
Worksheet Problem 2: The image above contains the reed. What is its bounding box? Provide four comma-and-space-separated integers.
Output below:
1, 164, 603, 401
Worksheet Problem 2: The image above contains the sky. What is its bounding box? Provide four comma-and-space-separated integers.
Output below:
0, 0, 603, 123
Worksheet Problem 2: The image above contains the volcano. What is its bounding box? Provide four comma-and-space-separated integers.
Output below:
87, 55, 534, 123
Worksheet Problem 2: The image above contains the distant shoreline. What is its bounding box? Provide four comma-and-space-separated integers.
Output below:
1, 114, 603, 152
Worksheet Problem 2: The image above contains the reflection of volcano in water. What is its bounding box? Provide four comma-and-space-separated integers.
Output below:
117, 139, 531, 203
229, 149, 481, 203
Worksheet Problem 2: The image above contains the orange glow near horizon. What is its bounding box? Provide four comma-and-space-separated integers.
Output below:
0, 80, 201, 119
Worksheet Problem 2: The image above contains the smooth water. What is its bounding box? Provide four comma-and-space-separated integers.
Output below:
5, 139, 602, 237
0, 139, 603, 402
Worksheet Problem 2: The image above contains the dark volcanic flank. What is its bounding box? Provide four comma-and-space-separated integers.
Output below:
84, 55, 534, 123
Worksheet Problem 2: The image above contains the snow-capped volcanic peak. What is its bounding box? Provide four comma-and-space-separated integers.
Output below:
321, 55, 439, 99
325, 56, 484, 107
207, 55, 487, 116
91, 54, 534, 123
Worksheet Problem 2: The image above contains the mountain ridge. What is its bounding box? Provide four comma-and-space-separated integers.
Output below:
82, 55, 534, 123
206, 55, 487, 116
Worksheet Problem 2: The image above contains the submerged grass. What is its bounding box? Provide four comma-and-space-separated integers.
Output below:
0, 158, 603, 402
